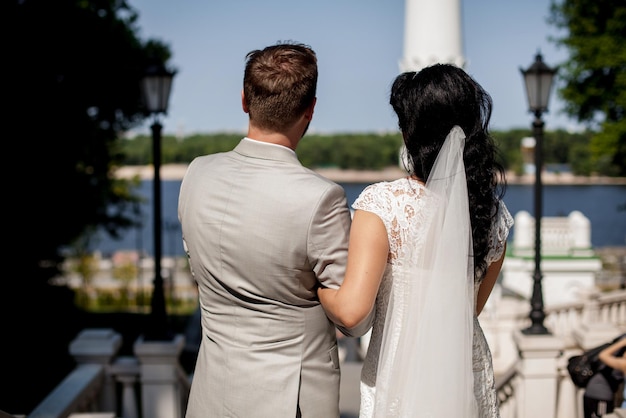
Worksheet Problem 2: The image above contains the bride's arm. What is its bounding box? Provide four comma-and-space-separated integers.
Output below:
476, 243, 506, 316
318, 209, 388, 329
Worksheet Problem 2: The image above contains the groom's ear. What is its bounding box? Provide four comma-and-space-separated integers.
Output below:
241, 90, 250, 114
303, 98, 316, 120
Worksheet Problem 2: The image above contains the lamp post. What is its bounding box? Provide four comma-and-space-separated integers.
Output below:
520, 52, 556, 335
141, 63, 176, 340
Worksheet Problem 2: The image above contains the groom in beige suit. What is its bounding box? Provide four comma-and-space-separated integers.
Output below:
179, 41, 372, 417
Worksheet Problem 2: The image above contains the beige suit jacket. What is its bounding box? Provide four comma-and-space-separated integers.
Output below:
179, 139, 371, 417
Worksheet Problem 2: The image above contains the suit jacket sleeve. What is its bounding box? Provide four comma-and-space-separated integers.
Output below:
309, 182, 374, 337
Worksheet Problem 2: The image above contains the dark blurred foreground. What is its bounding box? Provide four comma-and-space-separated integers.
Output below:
0, 286, 195, 416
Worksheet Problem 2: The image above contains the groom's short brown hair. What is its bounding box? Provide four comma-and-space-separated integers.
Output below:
243, 41, 317, 132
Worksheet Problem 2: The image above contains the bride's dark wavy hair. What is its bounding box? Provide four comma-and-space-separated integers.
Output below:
390, 63, 506, 278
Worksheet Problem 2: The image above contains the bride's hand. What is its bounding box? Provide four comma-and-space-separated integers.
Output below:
317, 286, 337, 305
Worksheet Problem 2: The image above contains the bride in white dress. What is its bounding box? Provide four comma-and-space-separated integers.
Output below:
319, 63, 513, 417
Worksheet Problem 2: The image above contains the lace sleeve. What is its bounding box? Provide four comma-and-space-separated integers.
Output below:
352, 183, 395, 229
485, 200, 514, 265
352, 180, 427, 264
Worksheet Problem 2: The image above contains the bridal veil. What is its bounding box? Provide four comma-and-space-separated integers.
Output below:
373, 126, 477, 417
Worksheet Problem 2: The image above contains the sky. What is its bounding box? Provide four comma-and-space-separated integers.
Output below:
128, 0, 582, 137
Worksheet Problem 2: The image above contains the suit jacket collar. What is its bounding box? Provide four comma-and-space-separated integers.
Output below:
234, 137, 299, 164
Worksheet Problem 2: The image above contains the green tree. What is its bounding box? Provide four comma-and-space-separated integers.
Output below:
120, 129, 607, 176
548, 0, 626, 175
3, 0, 173, 412
67, 228, 102, 309
492, 129, 531, 175
112, 252, 139, 309
7, 0, 172, 287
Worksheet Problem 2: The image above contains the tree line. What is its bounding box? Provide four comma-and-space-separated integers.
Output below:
121, 127, 605, 176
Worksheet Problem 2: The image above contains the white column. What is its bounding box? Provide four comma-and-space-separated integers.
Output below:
134, 334, 186, 418
109, 356, 141, 418
513, 211, 534, 251
513, 330, 564, 418
556, 358, 583, 418
69, 328, 122, 412
400, 0, 465, 72
570, 211, 591, 248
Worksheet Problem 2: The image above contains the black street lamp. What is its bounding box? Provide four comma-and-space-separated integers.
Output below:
141, 63, 176, 340
520, 52, 557, 335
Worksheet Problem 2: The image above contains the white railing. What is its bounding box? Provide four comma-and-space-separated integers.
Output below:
23, 330, 189, 418
491, 288, 626, 418
495, 364, 518, 418
512, 210, 595, 257
23, 288, 626, 418
28, 364, 110, 418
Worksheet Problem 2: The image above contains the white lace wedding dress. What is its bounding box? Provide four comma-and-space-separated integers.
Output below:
353, 177, 513, 418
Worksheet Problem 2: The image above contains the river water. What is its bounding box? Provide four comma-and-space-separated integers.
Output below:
92, 180, 626, 257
